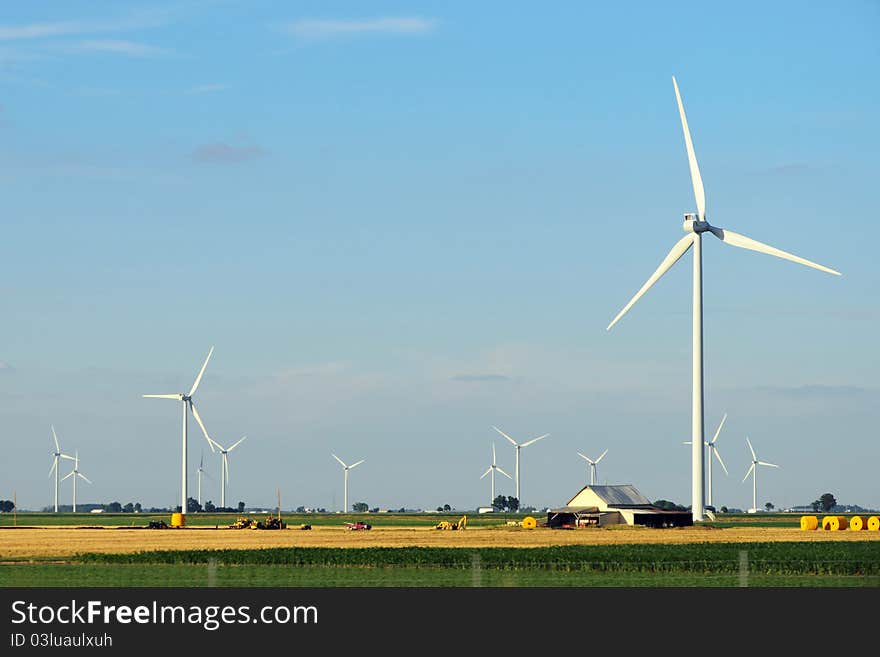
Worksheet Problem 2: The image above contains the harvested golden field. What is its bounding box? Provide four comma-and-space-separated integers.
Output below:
2, 525, 878, 559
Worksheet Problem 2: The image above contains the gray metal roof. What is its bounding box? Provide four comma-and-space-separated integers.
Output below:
587, 485, 652, 506
547, 506, 600, 514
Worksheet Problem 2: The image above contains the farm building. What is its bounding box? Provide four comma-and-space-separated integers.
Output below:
546, 484, 692, 528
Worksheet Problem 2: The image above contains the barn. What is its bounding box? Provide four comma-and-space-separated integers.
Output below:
546, 484, 692, 528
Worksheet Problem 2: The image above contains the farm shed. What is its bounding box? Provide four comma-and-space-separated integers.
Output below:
561, 485, 692, 528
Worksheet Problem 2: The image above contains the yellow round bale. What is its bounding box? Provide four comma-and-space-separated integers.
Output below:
521, 516, 537, 530
822, 516, 847, 531
800, 515, 818, 531
849, 516, 865, 531
868, 516, 880, 531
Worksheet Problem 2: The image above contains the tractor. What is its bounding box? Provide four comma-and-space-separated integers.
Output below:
435, 515, 467, 530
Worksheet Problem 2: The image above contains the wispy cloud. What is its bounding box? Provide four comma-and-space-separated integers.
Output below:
187, 83, 226, 95
285, 17, 436, 39
0, 14, 165, 41
192, 142, 267, 164
747, 384, 870, 398
71, 40, 166, 57
450, 374, 511, 383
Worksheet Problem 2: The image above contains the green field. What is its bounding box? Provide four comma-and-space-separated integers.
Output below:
2, 543, 878, 588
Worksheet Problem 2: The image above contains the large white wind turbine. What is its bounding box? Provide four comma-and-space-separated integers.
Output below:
492, 426, 549, 504
606, 77, 840, 522
60, 451, 91, 513
684, 413, 729, 508
143, 346, 216, 514
48, 425, 74, 513
332, 453, 365, 513
577, 449, 608, 486
206, 436, 246, 509
480, 442, 512, 505
742, 437, 779, 513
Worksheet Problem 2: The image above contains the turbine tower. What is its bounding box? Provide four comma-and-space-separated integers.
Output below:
607, 77, 840, 522
480, 442, 512, 505
684, 413, 729, 508
577, 449, 608, 486
48, 425, 74, 513
143, 346, 216, 514
492, 426, 549, 504
742, 437, 779, 513
61, 451, 91, 513
206, 436, 246, 509
196, 451, 212, 510
331, 453, 364, 513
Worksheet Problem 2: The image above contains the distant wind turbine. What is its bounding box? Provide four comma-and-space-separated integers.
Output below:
492, 426, 549, 504
196, 451, 212, 510
606, 76, 840, 522
143, 346, 216, 514
61, 451, 91, 513
332, 453, 365, 513
577, 449, 608, 486
480, 442, 512, 505
206, 436, 247, 509
684, 413, 729, 508
48, 425, 75, 513
742, 437, 779, 513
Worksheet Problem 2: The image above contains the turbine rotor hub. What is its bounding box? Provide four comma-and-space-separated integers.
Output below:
683, 213, 710, 234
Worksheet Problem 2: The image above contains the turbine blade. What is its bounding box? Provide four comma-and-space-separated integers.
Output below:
78, 473, 92, 484
682, 441, 692, 445
672, 75, 706, 220
349, 459, 365, 470
521, 433, 549, 448
188, 400, 215, 452
143, 394, 182, 399
595, 449, 608, 463
206, 436, 224, 452
51, 425, 60, 453
746, 436, 757, 461
496, 467, 512, 479
492, 442, 496, 465
331, 453, 347, 468
48, 459, 57, 477
742, 463, 755, 483
708, 226, 840, 276
606, 234, 695, 330
61, 453, 75, 461
577, 452, 590, 461
710, 413, 727, 445
228, 436, 247, 452
480, 467, 492, 479
758, 461, 779, 468
61, 471, 74, 481
492, 426, 518, 447
188, 346, 215, 397
714, 447, 729, 476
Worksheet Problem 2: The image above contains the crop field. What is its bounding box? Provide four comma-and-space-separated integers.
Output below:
2, 513, 877, 587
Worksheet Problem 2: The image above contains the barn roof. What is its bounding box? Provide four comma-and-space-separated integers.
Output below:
568, 484, 652, 507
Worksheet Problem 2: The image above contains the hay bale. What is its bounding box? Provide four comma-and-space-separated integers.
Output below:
822, 516, 848, 531
868, 516, 880, 532
800, 515, 818, 531
849, 516, 865, 531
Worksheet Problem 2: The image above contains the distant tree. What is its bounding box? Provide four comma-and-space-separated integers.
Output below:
296, 506, 306, 513
436, 506, 443, 512
105, 501, 122, 513
654, 499, 687, 511
492, 495, 507, 511
204, 500, 216, 512
122, 502, 134, 513
397, 507, 406, 513
507, 497, 520, 512
134, 503, 142, 513
443, 504, 451, 512
820, 493, 837, 512
811, 500, 821, 513
185, 497, 201, 513
370, 507, 379, 513
237, 501, 245, 513
765, 502, 774, 512
0, 500, 14, 513
352, 502, 369, 513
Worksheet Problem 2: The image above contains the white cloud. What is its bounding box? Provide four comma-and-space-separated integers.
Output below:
285, 17, 436, 39
0, 14, 164, 41
72, 40, 166, 57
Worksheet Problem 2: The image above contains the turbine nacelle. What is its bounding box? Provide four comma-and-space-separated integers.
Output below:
683, 214, 710, 233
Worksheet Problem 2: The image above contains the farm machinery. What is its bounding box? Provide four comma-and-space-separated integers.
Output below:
345, 521, 372, 530
435, 515, 467, 530
229, 515, 287, 530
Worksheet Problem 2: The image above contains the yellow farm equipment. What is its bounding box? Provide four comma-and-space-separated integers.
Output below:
435, 515, 467, 530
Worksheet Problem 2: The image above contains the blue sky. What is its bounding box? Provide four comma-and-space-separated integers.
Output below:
1, 1, 878, 512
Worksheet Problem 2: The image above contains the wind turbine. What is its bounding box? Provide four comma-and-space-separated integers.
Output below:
143, 346, 216, 514
684, 413, 729, 508
480, 442, 512, 505
606, 76, 840, 522
196, 451, 213, 511
60, 451, 91, 513
206, 436, 246, 509
577, 449, 608, 486
492, 426, 549, 504
742, 437, 779, 513
48, 425, 74, 513
331, 453, 364, 513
